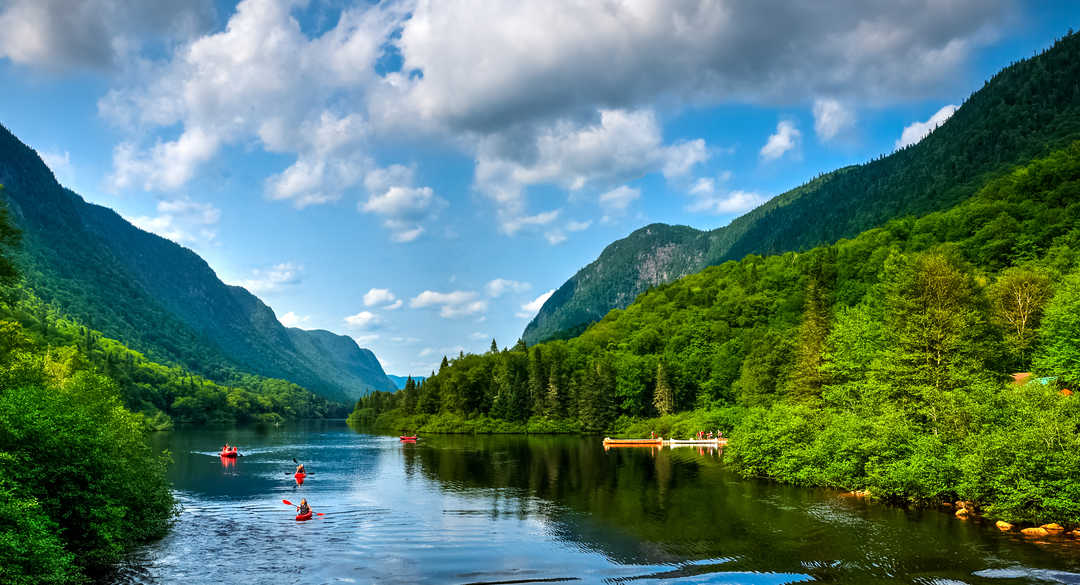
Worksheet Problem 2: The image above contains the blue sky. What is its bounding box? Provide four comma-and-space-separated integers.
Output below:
0, 0, 1076, 376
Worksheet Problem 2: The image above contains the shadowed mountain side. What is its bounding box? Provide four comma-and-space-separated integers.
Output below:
0, 123, 393, 402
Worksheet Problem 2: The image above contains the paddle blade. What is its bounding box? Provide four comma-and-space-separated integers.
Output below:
282, 499, 294, 506
316, 513, 324, 516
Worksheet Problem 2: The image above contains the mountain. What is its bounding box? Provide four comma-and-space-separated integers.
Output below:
0, 125, 395, 401
387, 374, 426, 390
524, 31, 1080, 345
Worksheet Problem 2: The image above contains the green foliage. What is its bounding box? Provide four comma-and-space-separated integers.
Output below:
352, 141, 1080, 524
525, 31, 1080, 345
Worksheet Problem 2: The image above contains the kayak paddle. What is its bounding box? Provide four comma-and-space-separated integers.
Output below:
281, 500, 324, 515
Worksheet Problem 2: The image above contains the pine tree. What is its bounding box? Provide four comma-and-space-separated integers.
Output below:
527, 347, 546, 417
652, 361, 675, 415
787, 278, 830, 401
490, 338, 498, 353
440, 356, 449, 371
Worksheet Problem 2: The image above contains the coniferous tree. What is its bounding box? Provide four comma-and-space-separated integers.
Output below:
652, 361, 675, 415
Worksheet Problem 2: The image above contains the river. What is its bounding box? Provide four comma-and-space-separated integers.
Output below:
110, 421, 1080, 584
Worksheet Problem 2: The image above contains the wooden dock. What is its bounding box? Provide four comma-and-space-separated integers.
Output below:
602, 437, 727, 448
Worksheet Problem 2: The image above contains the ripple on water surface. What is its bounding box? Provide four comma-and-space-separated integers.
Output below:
110, 423, 1080, 585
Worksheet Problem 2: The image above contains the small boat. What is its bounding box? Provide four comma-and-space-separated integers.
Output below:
602, 437, 663, 446
294, 472, 306, 485
219, 448, 238, 458
665, 439, 728, 447
295, 510, 313, 521
400, 436, 418, 442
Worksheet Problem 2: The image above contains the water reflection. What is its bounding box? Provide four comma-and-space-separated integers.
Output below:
116, 423, 1080, 585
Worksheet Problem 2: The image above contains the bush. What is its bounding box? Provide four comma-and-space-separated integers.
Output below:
0, 373, 176, 578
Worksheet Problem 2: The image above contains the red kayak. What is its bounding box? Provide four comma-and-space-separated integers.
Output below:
295, 510, 313, 521
294, 472, 306, 485
220, 448, 238, 458
400, 436, 417, 442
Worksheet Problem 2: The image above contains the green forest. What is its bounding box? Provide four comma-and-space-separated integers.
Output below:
0, 192, 348, 584
353, 141, 1080, 526
524, 31, 1080, 345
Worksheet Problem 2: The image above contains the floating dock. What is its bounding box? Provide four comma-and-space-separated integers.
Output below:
602, 437, 727, 448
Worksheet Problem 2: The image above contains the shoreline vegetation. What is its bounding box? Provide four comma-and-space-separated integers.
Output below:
0, 191, 348, 584
351, 143, 1080, 531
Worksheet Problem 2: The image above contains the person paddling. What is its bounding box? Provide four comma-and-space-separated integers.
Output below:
296, 463, 305, 475
297, 498, 310, 516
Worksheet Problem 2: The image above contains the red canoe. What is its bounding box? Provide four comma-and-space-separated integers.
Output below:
295, 510, 313, 521
219, 448, 238, 458
295, 472, 306, 485
400, 436, 417, 442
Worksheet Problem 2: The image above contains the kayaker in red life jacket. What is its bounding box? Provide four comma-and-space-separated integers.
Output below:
296, 463, 305, 474
222, 443, 230, 453
297, 499, 310, 516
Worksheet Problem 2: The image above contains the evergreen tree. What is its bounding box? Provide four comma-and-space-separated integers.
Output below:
787, 278, 830, 401
652, 361, 675, 415
490, 338, 498, 353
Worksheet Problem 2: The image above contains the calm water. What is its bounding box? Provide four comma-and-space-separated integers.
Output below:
111, 421, 1080, 585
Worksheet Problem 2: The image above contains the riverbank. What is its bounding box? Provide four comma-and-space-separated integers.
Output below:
352, 384, 1080, 531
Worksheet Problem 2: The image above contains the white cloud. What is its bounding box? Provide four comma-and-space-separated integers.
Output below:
419, 347, 434, 357
686, 173, 769, 216
363, 288, 397, 307
384, 299, 403, 310
760, 120, 800, 161
566, 219, 592, 232
278, 311, 310, 328
545, 231, 567, 245
360, 164, 448, 242
232, 261, 302, 294
895, 104, 959, 149
129, 196, 221, 246
500, 209, 560, 236
40, 150, 73, 185
473, 109, 703, 234
410, 290, 487, 319
94, 0, 1005, 239
599, 185, 640, 212
516, 289, 555, 319
352, 333, 380, 346
812, 98, 855, 142
469, 331, 490, 340
0, 0, 213, 71
485, 279, 531, 298
344, 310, 381, 330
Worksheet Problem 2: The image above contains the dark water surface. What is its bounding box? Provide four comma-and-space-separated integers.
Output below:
113, 421, 1080, 584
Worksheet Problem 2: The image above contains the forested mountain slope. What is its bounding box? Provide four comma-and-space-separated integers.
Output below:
524, 31, 1080, 344
0, 125, 395, 401
361, 140, 1080, 524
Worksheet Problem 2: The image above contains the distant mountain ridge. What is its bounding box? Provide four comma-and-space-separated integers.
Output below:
524, 32, 1080, 344
0, 124, 396, 401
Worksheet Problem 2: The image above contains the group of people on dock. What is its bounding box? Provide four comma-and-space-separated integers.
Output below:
696, 430, 723, 440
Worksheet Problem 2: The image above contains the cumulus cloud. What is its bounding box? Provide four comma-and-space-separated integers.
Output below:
760, 120, 801, 161
599, 185, 640, 213
359, 164, 447, 242
517, 289, 555, 319
344, 310, 381, 330
232, 262, 302, 294
485, 278, 531, 298
566, 219, 592, 232
686, 174, 769, 216
94, 0, 1007, 239
0, 0, 214, 71
387, 1, 1006, 131
278, 311, 310, 328
812, 98, 855, 142
101, 0, 404, 200
129, 196, 221, 246
410, 290, 487, 319
895, 104, 959, 149
363, 288, 397, 307
473, 109, 704, 233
